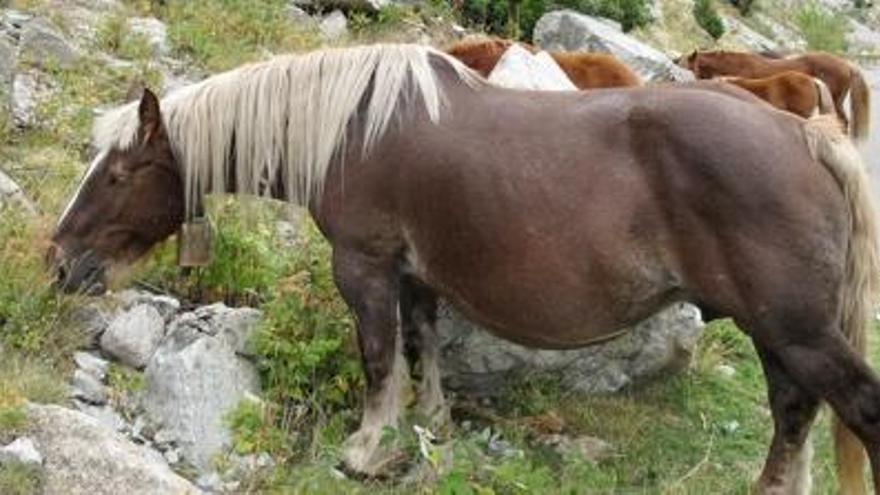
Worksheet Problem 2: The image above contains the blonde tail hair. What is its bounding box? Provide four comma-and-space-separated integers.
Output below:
805, 115, 880, 495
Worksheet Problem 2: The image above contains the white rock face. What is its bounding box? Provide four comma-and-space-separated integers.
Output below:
320, 10, 348, 42
487, 44, 577, 90
11, 72, 38, 128
0, 437, 43, 466
23, 403, 201, 495
100, 304, 166, 369
533, 10, 692, 82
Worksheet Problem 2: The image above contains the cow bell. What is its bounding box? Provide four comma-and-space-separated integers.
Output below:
177, 218, 213, 267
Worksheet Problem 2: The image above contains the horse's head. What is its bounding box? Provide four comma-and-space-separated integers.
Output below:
677, 50, 726, 79
48, 89, 184, 294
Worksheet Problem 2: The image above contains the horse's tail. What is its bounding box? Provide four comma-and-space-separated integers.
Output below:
849, 65, 871, 141
805, 115, 880, 495
814, 78, 835, 116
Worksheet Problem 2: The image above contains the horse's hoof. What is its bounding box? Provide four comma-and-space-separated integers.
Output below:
342, 427, 406, 477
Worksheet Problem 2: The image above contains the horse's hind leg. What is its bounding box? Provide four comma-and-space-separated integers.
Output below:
757, 323, 880, 494
333, 248, 409, 475
753, 344, 820, 495
400, 275, 450, 432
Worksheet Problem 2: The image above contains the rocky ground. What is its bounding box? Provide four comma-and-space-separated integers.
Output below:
2, 0, 880, 493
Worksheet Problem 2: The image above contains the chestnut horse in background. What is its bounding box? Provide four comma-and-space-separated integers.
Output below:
446, 37, 641, 88
719, 71, 835, 119
680, 50, 870, 140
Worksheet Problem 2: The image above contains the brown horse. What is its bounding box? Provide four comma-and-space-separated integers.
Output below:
446, 37, 641, 88
50, 45, 880, 494
718, 71, 836, 118
680, 50, 870, 140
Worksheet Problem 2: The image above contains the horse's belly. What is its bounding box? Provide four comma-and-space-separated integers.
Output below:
407, 241, 680, 350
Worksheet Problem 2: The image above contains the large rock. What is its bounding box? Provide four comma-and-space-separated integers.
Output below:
18, 17, 78, 68
101, 304, 166, 369
23, 403, 201, 495
142, 304, 262, 473
319, 10, 348, 42
11, 71, 38, 127
533, 10, 692, 82
439, 303, 704, 396
128, 17, 169, 57
487, 44, 577, 90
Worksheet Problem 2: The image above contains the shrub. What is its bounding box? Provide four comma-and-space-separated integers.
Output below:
693, 0, 725, 40
460, 0, 652, 40
795, 2, 849, 53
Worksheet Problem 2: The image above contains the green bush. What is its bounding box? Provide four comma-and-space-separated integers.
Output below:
693, 0, 725, 39
460, 0, 652, 40
249, 220, 362, 453
795, 2, 849, 53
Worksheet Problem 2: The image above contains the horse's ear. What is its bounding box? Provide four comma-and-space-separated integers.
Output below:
138, 88, 163, 145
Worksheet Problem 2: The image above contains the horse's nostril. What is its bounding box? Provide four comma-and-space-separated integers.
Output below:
57, 265, 67, 283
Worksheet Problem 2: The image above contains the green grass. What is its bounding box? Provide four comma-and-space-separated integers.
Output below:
0, 462, 44, 495
161, 0, 320, 71
795, 2, 850, 54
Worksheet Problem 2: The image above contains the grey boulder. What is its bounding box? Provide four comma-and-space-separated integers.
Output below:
439, 303, 704, 396
533, 10, 692, 82
23, 403, 201, 495
100, 304, 166, 369
142, 304, 262, 473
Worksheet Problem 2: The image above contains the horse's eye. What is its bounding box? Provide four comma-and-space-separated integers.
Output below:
108, 174, 127, 186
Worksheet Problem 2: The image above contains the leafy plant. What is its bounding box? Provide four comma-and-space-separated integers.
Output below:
250, 220, 362, 454
226, 398, 288, 456
693, 0, 725, 40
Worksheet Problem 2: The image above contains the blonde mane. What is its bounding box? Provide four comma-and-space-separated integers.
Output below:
92, 44, 479, 217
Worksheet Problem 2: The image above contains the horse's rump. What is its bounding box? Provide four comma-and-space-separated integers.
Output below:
718, 71, 833, 118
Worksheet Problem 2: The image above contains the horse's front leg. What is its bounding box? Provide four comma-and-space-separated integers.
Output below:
333, 248, 409, 475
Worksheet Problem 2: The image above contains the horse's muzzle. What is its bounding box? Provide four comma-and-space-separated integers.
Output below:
47, 244, 107, 295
